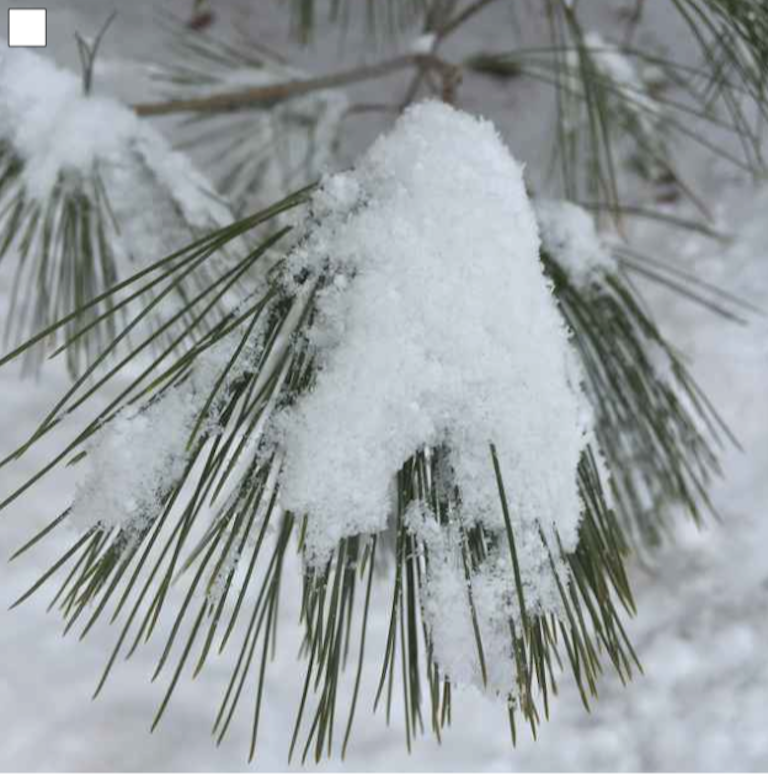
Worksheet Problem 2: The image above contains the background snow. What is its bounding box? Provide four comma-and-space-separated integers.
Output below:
1, 0, 767, 770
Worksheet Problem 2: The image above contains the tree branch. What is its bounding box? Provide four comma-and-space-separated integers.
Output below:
399, 0, 482, 109
133, 54, 455, 117
132, 2, 489, 120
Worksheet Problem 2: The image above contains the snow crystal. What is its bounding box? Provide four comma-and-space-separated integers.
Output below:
69, 393, 193, 535
276, 102, 595, 585
410, 33, 437, 54
535, 198, 614, 286
405, 501, 564, 693
0, 51, 134, 198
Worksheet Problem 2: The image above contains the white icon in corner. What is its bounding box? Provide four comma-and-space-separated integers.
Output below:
8, 8, 47, 48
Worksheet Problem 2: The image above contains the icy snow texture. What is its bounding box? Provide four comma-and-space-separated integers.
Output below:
535, 199, 614, 286
277, 103, 594, 579
0, 50, 231, 231
69, 395, 194, 534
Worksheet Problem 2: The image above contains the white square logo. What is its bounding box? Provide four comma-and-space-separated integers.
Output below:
8, 8, 47, 47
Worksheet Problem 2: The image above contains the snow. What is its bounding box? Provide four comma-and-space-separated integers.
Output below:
70, 395, 192, 534
277, 103, 594, 586
409, 33, 436, 54
1, 164, 755, 773
405, 500, 558, 695
0, 47, 237, 366
128, 125, 233, 231
69, 325, 260, 534
535, 198, 615, 286
0, 48, 231, 233
0, 50, 138, 199
1, 1, 768, 771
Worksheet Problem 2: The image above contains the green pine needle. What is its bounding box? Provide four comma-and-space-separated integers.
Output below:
0, 178, 732, 761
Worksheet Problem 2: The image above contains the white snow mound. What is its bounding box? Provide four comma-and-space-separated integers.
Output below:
0, 50, 231, 230
277, 102, 595, 577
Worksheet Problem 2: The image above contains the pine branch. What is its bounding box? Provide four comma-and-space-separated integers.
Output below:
133, 54, 458, 117
287, 0, 430, 44
2, 1, 765, 764
145, 14, 347, 217
0, 153, 731, 762
467, 0, 768, 213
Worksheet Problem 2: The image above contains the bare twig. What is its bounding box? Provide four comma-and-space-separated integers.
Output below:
133, 0, 487, 119
622, 0, 646, 47
400, 0, 484, 109
399, 0, 446, 108
133, 54, 459, 117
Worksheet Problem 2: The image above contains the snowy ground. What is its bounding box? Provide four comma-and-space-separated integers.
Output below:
1, 1, 767, 771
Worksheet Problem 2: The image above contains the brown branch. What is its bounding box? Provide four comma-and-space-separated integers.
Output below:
133, 2, 485, 120
398, 0, 495, 109
399, 0, 480, 109
133, 55, 454, 118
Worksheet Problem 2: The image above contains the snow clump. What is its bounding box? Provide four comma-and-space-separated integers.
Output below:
276, 102, 597, 586
535, 198, 615, 286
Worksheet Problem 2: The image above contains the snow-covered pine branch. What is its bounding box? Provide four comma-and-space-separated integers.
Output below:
0, 50, 236, 376
535, 198, 725, 547
3, 102, 724, 758
3, 0, 764, 763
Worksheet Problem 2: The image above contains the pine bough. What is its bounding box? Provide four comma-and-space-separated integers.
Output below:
0, 51, 236, 376
0, 101, 730, 762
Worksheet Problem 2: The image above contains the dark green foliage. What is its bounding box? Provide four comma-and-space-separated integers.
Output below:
542, 250, 731, 547
0, 142, 122, 376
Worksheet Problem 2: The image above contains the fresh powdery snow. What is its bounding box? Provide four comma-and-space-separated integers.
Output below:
535, 198, 615, 286
69, 332, 256, 535
276, 103, 596, 603
69, 392, 195, 534
30, 91, 604, 695
404, 499, 544, 692
0, 49, 232, 241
